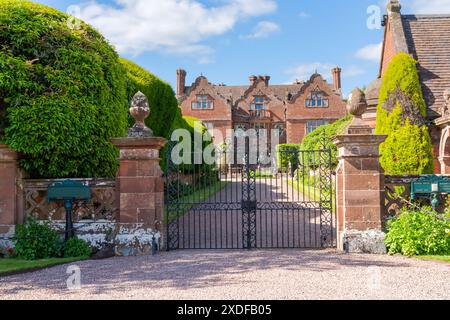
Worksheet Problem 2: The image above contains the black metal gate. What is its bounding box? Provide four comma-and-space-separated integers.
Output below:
164, 139, 335, 250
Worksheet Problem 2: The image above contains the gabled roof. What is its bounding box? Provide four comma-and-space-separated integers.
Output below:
182, 73, 340, 106
401, 14, 450, 115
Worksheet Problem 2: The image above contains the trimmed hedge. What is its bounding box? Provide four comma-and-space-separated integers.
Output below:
120, 58, 180, 139
0, 0, 128, 178
375, 53, 434, 174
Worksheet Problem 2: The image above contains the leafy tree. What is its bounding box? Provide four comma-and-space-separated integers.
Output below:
375, 53, 434, 174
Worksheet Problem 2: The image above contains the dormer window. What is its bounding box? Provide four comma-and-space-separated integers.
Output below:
250, 96, 268, 110
306, 91, 329, 108
192, 95, 214, 110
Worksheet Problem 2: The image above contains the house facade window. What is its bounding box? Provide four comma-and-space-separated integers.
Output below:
306, 120, 329, 134
192, 95, 214, 110
250, 96, 268, 110
305, 91, 329, 108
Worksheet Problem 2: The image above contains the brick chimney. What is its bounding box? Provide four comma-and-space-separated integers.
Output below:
387, 0, 401, 14
262, 75, 271, 86
332, 67, 342, 92
176, 69, 187, 98
249, 75, 257, 86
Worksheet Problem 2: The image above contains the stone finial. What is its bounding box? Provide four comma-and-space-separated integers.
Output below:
346, 88, 372, 135
347, 88, 368, 117
128, 91, 153, 138
440, 89, 450, 118
387, 0, 401, 13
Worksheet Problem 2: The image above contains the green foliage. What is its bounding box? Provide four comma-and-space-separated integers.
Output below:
13, 218, 62, 260
120, 58, 179, 139
385, 207, 450, 256
380, 118, 434, 174
63, 237, 91, 258
375, 53, 434, 174
0, 0, 128, 178
276, 144, 301, 171
300, 115, 352, 168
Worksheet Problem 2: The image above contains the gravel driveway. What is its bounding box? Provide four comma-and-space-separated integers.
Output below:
0, 250, 449, 300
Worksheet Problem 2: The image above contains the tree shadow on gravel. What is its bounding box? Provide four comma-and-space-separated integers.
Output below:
0, 249, 417, 297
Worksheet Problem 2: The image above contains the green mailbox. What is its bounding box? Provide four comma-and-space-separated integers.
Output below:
411, 175, 450, 210
47, 180, 91, 240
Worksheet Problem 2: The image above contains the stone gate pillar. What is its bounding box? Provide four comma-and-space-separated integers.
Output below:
333, 89, 387, 254
0, 145, 22, 249
111, 92, 167, 256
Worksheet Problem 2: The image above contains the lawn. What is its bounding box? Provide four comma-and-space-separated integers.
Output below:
0, 257, 89, 276
418, 256, 450, 263
165, 180, 229, 222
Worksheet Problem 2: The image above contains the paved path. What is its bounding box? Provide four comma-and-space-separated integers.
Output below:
1, 250, 448, 300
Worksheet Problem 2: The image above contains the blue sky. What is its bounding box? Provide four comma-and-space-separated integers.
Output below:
34, 0, 450, 97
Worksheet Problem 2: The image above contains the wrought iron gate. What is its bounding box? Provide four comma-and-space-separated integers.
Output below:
164, 139, 335, 250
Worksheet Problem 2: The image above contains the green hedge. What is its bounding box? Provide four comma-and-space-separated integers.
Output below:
0, 0, 128, 178
120, 58, 179, 139
300, 115, 352, 168
276, 144, 301, 171
375, 53, 434, 174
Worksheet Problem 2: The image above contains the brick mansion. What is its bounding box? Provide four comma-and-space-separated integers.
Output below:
176, 68, 347, 145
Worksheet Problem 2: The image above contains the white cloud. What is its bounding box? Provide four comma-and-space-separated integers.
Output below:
298, 11, 309, 18
242, 21, 280, 39
285, 63, 364, 83
355, 43, 382, 62
74, 0, 277, 62
285, 63, 334, 82
343, 65, 365, 77
407, 0, 450, 14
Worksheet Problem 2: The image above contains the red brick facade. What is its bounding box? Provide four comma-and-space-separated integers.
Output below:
177, 69, 347, 145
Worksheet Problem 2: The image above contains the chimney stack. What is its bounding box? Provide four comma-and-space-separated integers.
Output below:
387, 0, 401, 14
176, 69, 187, 98
332, 67, 342, 92
262, 75, 271, 86
249, 75, 257, 86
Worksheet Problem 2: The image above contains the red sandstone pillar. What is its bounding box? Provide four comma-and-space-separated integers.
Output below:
111, 137, 166, 225
333, 88, 387, 254
333, 135, 387, 252
111, 92, 167, 256
0, 145, 21, 241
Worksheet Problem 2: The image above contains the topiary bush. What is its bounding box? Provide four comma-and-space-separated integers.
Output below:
13, 218, 62, 260
0, 0, 128, 178
385, 207, 450, 256
63, 237, 91, 258
375, 52, 434, 174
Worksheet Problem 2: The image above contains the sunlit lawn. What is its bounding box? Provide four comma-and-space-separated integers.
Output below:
0, 257, 89, 276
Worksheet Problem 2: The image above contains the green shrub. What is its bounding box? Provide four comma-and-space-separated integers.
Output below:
13, 218, 62, 260
375, 53, 434, 174
276, 144, 301, 171
0, 0, 128, 178
300, 115, 352, 168
63, 237, 91, 258
385, 207, 450, 256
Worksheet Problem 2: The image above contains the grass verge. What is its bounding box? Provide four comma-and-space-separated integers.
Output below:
0, 256, 89, 276
417, 255, 450, 263
165, 180, 229, 222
